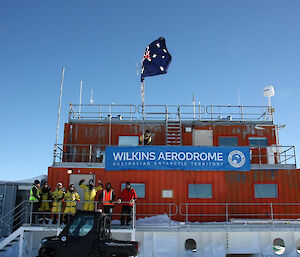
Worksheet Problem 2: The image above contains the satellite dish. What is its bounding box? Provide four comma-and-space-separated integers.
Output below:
263, 85, 275, 97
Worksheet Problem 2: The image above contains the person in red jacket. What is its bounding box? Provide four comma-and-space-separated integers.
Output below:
117, 182, 137, 226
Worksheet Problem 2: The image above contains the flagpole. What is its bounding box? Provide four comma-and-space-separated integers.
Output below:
53, 67, 65, 164
141, 80, 145, 145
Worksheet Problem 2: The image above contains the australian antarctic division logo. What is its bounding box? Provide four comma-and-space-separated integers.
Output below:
228, 150, 246, 168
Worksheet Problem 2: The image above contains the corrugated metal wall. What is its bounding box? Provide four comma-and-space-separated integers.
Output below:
0, 184, 17, 236
63, 123, 276, 147
48, 167, 300, 222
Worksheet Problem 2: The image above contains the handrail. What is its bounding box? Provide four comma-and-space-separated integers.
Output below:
3, 200, 300, 236
68, 103, 272, 122
53, 143, 297, 167
179, 202, 300, 224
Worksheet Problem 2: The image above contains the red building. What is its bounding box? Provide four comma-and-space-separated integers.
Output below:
48, 104, 299, 222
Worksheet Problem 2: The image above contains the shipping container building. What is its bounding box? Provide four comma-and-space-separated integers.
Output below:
49, 104, 299, 222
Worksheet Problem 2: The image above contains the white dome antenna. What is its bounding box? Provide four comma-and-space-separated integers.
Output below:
263, 85, 275, 107
263, 85, 275, 121
264, 85, 275, 98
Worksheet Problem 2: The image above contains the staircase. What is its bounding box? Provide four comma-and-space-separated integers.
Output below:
166, 120, 182, 145
0, 227, 22, 256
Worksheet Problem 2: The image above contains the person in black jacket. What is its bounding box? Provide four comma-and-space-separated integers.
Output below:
38, 181, 52, 224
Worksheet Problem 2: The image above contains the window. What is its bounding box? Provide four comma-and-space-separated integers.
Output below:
188, 184, 212, 198
121, 183, 145, 198
162, 190, 173, 198
249, 137, 268, 147
219, 137, 238, 146
185, 239, 197, 252
67, 215, 94, 237
118, 136, 139, 146
254, 184, 278, 198
273, 238, 285, 255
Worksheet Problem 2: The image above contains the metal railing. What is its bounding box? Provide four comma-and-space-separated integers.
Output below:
250, 145, 296, 167
68, 104, 273, 122
179, 202, 300, 225
0, 200, 178, 236
2, 200, 300, 237
69, 104, 136, 120
54, 144, 108, 163
53, 143, 297, 168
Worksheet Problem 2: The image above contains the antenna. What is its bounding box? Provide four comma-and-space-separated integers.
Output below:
90, 89, 94, 105
263, 85, 275, 121
263, 85, 275, 106
193, 94, 196, 120
79, 81, 83, 118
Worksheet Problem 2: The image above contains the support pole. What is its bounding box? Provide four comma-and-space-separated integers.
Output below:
19, 229, 24, 257
193, 94, 195, 120
53, 67, 65, 164
79, 80, 83, 118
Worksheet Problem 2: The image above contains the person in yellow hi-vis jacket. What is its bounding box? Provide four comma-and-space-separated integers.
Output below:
79, 179, 103, 211
63, 184, 80, 224
51, 182, 65, 224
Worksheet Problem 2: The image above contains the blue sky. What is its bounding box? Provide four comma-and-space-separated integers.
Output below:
1, 0, 300, 180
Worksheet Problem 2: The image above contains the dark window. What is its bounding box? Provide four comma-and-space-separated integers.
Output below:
121, 183, 145, 198
67, 215, 94, 237
219, 137, 238, 146
188, 184, 212, 198
249, 137, 268, 147
185, 239, 197, 252
254, 184, 278, 198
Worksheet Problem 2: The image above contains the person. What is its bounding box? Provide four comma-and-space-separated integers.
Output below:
79, 179, 103, 211
29, 180, 41, 223
117, 182, 137, 226
51, 182, 65, 224
139, 130, 152, 145
38, 181, 52, 224
99, 183, 115, 217
63, 184, 80, 224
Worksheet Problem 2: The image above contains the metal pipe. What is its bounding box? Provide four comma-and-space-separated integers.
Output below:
270, 203, 274, 222
109, 104, 111, 146
226, 203, 229, 224
89, 145, 92, 163
185, 204, 188, 225
79, 80, 83, 119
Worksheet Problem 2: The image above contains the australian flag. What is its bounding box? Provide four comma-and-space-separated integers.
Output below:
141, 37, 172, 82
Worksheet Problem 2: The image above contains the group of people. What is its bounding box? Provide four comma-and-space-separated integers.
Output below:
29, 179, 137, 226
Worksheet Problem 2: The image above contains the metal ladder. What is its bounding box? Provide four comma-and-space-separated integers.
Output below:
166, 120, 182, 145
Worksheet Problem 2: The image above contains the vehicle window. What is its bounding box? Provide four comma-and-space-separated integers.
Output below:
67, 216, 94, 237
79, 217, 95, 236
68, 217, 82, 236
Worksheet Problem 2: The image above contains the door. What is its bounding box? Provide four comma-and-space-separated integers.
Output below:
69, 174, 94, 210
192, 129, 213, 146
58, 214, 96, 257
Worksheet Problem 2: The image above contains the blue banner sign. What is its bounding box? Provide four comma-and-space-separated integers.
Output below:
105, 146, 250, 171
